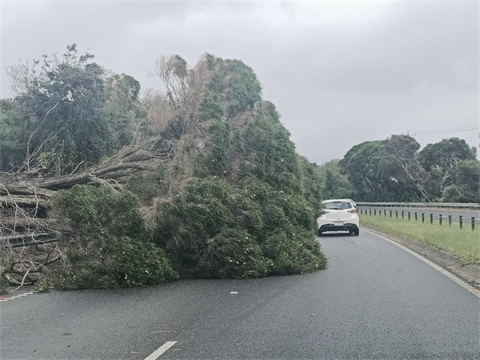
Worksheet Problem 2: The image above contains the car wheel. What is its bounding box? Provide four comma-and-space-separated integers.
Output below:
317, 230, 323, 237
354, 229, 359, 236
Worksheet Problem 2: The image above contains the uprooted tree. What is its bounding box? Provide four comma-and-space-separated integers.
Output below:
0, 47, 327, 292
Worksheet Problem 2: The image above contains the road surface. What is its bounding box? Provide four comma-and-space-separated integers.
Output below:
1, 230, 479, 359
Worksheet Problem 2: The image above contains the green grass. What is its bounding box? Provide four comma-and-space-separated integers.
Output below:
360, 214, 480, 264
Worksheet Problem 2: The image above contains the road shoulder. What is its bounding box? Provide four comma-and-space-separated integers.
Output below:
361, 225, 480, 287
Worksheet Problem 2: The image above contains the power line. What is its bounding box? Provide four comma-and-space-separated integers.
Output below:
415, 125, 479, 135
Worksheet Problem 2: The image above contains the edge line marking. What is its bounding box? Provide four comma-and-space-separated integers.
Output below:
144, 341, 177, 360
361, 228, 480, 299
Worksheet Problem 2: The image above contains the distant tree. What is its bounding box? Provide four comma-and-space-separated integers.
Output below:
379, 135, 429, 201
340, 135, 429, 201
317, 160, 356, 200
419, 138, 476, 199
442, 159, 480, 203
339, 140, 386, 201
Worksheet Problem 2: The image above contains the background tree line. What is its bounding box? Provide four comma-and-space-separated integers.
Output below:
318, 135, 479, 203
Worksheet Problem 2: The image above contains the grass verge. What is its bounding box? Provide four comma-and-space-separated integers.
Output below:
360, 214, 480, 265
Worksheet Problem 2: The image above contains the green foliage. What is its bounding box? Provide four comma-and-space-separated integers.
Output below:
317, 160, 356, 202
56, 235, 177, 289
0, 100, 25, 170
340, 135, 429, 201
1, 44, 141, 173
51, 185, 176, 289
126, 162, 169, 204
53, 185, 150, 241
203, 120, 231, 176
262, 228, 326, 275
299, 157, 324, 217
155, 176, 325, 278
155, 178, 235, 274
419, 138, 477, 200
238, 102, 302, 194
102, 73, 141, 151
199, 92, 226, 122
419, 138, 475, 172
196, 229, 269, 279
33, 275, 54, 293
340, 140, 386, 201
201, 55, 262, 119
339, 135, 479, 203
441, 160, 480, 203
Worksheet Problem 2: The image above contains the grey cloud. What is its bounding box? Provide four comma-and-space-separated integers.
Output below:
2, 1, 477, 163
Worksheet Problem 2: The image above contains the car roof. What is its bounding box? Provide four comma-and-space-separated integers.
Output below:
322, 199, 355, 203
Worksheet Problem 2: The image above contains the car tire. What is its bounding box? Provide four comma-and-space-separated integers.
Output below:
354, 229, 359, 236
317, 230, 323, 237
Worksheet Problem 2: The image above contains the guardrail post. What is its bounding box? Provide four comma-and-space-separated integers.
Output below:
430, 213, 433, 224
390, 210, 392, 217
471, 217, 475, 231
414, 212, 417, 221
439, 214, 442, 225
448, 215, 452, 226
402, 211, 404, 219
374, 209, 376, 216
384, 209, 386, 216
408, 212, 410, 220
369, 209, 372, 215
396, 210, 398, 218
459, 215, 463, 229
422, 213, 424, 223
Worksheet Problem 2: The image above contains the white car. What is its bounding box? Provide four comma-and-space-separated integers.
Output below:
317, 199, 359, 236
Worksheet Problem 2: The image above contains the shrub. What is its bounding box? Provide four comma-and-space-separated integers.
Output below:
53, 184, 150, 242
155, 176, 326, 278
33, 275, 54, 293
196, 229, 270, 279
155, 178, 235, 275
55, 235, 177, 289
262, 228, 326, 275
51, 185, 177, 289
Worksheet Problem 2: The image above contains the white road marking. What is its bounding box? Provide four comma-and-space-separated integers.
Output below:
362, 228, 480, 299
0, 291, 36, 303
230, 291, 238, 294
144, 341, 177, 360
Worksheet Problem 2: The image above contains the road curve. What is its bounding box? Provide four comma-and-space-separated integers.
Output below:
1, 230, 479, 359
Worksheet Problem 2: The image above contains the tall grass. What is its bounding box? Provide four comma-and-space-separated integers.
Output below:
360, 214, 480, 264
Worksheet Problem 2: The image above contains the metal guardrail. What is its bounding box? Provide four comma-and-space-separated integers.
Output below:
356, 202, 480, 209
359, 208, 478, 230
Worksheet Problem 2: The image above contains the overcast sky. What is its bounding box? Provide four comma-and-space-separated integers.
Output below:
1, 1, 478, 163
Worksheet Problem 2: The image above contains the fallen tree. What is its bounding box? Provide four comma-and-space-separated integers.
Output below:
0, 53, 327, 293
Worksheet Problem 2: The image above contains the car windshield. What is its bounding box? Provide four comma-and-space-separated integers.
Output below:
324, 201, 352, 210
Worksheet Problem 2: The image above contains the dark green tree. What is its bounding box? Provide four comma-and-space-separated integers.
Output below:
317, 160, 356, 200
419, 138, 476, 199
1, 44, 141, 174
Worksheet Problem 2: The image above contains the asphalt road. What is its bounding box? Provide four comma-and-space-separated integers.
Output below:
1, 230, 479, 360
358, 206, 480, 224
